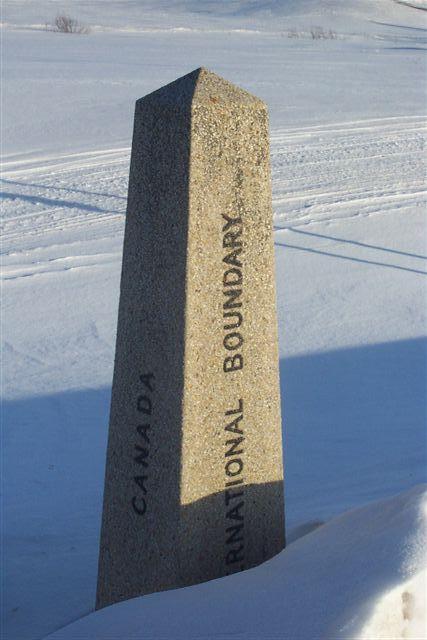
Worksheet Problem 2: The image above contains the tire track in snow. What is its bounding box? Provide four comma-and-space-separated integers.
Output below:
271, 115, 426, 228
1, 115, 425, 278
2, 252, 120, 281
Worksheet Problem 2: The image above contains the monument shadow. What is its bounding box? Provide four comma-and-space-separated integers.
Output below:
3, 337, 426, 637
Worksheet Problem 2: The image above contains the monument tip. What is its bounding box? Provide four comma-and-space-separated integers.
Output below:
137, 67, 266, 109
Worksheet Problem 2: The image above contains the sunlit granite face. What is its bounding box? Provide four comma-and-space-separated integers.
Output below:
96, 68, 285, 610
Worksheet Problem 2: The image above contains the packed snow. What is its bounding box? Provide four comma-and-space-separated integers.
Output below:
1, 0, 426, 639
42, 487, 427, 640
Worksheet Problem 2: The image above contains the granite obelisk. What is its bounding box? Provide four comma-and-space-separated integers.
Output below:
96, 68, 285, 609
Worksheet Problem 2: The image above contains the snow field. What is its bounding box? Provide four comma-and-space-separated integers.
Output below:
2, 1, 427, 638
3, 111, 426, 639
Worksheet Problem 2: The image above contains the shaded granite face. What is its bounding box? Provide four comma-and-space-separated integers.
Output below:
96, 68, 285, 610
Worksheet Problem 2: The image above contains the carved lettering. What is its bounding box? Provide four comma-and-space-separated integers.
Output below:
223, 354, 243, 373
223, 267, 242, 287
132, 373, 154, 516
226, 524, 244, 545
134, 475, 148, 494
137, 395, 152, 415
136, 424, 150, 443
225, 413, 244, 434
226, 546, 244, 565
223, 248, 242, 268
222, 213, 244, 371
224, 400, 245, 571
223, 289, 242, 310
139, 373, 155, 392
222, 213, 242, 232
223, 229, 242, 249
226, 501, 244, 521
131, 495, 147, 516
225, 437, 244, 458
134, 445, 149, 467
223, 311, 243, 330
225, 458, 244, 476
223, 332, 243, 351
225, 487, 244, 503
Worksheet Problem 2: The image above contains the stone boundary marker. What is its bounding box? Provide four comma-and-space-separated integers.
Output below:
96, 67, 285, 610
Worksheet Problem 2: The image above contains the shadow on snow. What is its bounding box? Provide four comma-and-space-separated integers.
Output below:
2, 337, 427, 638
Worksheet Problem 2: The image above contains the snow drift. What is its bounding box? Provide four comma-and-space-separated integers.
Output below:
45, 486, 427, 639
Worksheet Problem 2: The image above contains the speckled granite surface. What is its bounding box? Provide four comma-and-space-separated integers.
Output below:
96, 68, 284, 610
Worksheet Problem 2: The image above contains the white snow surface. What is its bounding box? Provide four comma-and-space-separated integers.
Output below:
45, 486, 427, 640
1, 0, 427, 639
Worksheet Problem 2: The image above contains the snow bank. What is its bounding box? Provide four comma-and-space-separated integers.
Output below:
45, 486, 427, 640
358, 495, 427, 639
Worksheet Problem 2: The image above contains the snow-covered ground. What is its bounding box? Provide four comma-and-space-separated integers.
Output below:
39, 487, 427, 640
2, 1, 427, 639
